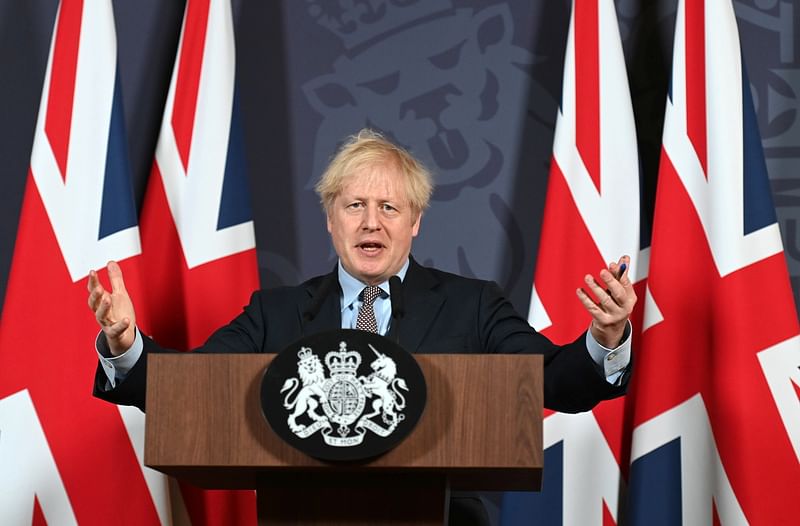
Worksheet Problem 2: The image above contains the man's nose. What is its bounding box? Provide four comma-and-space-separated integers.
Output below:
361, 204, 380, 230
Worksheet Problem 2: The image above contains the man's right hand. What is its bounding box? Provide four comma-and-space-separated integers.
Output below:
87, 260, 136, 356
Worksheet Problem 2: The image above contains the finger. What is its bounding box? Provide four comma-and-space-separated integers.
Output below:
585, 274, 623, 314
616, 255, 632, 283
614, 257, 637, 308
87, 270, 102, 293
604, 256, 634, 297
95, 294, 113, 325
107, 261, 127, 294
88, 285, 105, 311
576, 288, 612, 322
599, 268, 625, 299
104, 317, 131, 339
576, 288, 600, 313
609, 261, 623, 281
607, 257, 638, 313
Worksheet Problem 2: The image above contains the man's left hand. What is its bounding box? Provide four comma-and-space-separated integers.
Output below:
577, 255, 636, 348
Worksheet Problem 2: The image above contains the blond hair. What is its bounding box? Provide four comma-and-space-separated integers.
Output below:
315, 129, 433, 217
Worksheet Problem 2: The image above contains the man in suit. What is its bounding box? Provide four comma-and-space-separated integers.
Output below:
89, 128, 635, 523
90, 128, 634, 409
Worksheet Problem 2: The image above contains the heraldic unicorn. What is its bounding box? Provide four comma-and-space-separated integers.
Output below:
280, 341, 409, 447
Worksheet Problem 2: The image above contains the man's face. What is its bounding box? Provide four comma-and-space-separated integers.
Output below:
327, 163, 421, 285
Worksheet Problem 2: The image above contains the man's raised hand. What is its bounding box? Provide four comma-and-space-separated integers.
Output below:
576, 255, 637, 348
87, 261, 136, 356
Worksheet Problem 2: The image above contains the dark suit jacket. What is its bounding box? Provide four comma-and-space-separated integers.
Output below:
94, 258, 629, 413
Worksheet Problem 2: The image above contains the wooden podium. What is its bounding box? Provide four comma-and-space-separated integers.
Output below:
145, 353, 543, 525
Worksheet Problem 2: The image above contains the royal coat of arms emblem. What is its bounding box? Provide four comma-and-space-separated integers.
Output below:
281, 341, 408, 447
261, 329, 426, 461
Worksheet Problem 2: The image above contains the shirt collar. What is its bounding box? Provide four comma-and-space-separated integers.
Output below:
338, 258, 410, 312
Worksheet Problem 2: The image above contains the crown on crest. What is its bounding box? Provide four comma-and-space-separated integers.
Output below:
297, 347, 314, 361
325, 341, 362, 374
306, 0, 452, 49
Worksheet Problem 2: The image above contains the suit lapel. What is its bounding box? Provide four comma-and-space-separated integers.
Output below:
298, 259, 442, 353
390, 258, 444, 353
298, 268, 342, 335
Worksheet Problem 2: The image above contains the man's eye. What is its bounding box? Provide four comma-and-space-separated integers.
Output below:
348, 202, 364, 209
382, 204, 397, 212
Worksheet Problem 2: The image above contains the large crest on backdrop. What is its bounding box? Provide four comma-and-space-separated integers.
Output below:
261, 329, 427, 461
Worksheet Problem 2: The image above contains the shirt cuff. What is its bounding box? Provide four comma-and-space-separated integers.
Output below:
585, 320, 632, 385
95, 329, 143, 388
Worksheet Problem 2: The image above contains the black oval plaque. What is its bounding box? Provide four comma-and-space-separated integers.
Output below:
260, 329, 427, 462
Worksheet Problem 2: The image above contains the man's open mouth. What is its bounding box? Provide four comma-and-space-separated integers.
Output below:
357, 242, 384, 253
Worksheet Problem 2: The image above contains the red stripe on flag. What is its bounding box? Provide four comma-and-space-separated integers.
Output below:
713, 500, 722, 526
138, 166, 260, 349
602, 500, 617, 526
45, 0, 84, 182
32, 497, 46, 526
138, 164, 259, 526
712, 255, 800, 523
0, 175, 160, 524
535, 159, 646, 468
171, 0, 211, 174
685, 0, 708, 177
574, 0, 601, 193
636, 151, 800, 522
534, 160, 603, 344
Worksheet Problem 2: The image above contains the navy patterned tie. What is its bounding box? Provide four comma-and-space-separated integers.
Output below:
355, 286, 382, 333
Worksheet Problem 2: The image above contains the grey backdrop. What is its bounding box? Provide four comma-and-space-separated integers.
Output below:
1, 0, 798, 319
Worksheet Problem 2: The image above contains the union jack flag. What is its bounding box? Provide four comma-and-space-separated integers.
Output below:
0, 0, 261, 523
502, 0, 646, 523
136, 0, 259, 523
628, 0, 800, 523
0, 1, 168, 523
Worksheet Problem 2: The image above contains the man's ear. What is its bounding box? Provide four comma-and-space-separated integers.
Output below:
326, 213, 333, 234
411, 213, 422, 237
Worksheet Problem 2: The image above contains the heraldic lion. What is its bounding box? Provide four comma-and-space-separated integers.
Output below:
281, 348, 327, 433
